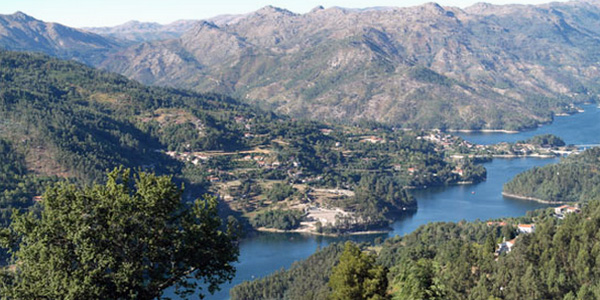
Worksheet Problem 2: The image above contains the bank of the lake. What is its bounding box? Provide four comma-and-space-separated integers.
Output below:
165, 105, 600, 300
165, 156, 559, 300
255, 227, 391, 236
501, 192, 566, 204
456, 104, 600, 145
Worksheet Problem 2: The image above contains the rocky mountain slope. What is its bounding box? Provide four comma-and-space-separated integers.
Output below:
3, 2, 600, 130
98, 2, 600, 130
0, 12, 120, 64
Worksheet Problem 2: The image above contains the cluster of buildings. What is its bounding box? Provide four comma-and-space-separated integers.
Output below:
495, 204, 581, 255
420, 131, 484, 152
165, 151, 209, 165
554, 205, 580, 219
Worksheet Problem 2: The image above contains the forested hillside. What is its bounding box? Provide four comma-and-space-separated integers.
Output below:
233, 199, 600, 299
504, 148, 600, 203
0, 50, 267, 224
0, 50, 484, 234
4, 2, 600, 130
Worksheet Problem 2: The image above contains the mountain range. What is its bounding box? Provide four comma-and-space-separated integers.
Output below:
0, 11, 119, 65
2, 1, 600, 130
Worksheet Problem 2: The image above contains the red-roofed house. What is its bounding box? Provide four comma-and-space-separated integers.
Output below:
518, 224, 535, 234
554, 205, 580, 215
497, 238, 517, 255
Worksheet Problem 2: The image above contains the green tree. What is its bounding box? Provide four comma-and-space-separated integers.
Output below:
328, 242, 389, 300
0, 168, 238, 299
392, 259, 446, 300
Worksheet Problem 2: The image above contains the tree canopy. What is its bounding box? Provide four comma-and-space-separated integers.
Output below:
0, 168, 238, 299
328, 241, 389, 300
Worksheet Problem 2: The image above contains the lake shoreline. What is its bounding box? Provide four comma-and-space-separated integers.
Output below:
447, 129, 521, 134
501, 192, 566, 204
452, 153, 558, 159
255, 226, 390, 236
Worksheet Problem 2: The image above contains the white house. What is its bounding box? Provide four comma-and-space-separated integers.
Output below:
518, 224, 535, 234
497, 238, 517, 255
554, 205, 580, 215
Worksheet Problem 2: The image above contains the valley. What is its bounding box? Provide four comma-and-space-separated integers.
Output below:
3, 2, 600, 131
2, 1, 600, 299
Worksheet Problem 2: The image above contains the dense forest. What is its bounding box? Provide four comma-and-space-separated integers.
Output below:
232, 199, 600, 299
0, 138, 54, 226
0, 168, 238, 299
0, 50, 486, 234
504, 147, 600, 203
519, 134, 566, 147
0, 49, 271, 225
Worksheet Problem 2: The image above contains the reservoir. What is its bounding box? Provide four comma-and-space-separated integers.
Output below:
170, 105, 600, 300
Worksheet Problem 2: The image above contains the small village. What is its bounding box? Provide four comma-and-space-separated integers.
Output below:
421, 131, 578, 159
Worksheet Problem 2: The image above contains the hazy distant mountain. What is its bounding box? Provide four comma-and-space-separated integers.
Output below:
0, 12, 120, 65
4, 2, 600, 130
85, 20, 200, 43
97, 2, 600, 130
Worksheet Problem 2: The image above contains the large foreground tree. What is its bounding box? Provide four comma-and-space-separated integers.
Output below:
0, 168, 238, 299
328, 242, 389, 300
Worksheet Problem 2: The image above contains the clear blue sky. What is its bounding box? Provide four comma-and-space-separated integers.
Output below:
1, 0, 565, 27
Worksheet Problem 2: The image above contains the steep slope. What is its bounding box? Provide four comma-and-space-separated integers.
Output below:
0, 12, 121, 65
0, 49, 275, 225
0, 50, 488, 236
100, 2, 600, 130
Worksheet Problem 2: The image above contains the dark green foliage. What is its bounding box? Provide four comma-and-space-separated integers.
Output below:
0, 168, 239, 299
233, 207, 569, 300
333, 176, 415, 231
0, 50, 271, 184
328, 242, 388, 300
408, 67, 454, 87
266, 183, 297, 202
0, 138, 56, 226
504, 147, 600, 202
519, 134, 566, 147
383, 201, 600, 299
0, 49, 484, 237
250, 209, 304, 230
230, 243, 347, 300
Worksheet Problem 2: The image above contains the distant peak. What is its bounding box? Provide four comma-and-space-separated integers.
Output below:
423, 2, 443, 9
310, 5, 325, 13
10, 11, 35, 21
420, 2, 447, 14
464, 2, 497, 14
256, 5, 296, 16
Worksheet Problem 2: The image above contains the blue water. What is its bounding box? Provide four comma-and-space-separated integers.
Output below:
392, 157, 557, 235
456, 104, 600, 145
166, 105, 600, 300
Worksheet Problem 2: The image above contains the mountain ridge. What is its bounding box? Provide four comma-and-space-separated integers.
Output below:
97, 1, 600, 130
0, 12, 121, 65
3, 3, 600, 130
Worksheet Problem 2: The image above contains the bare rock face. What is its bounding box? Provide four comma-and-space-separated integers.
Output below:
5, 2, 600, 130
